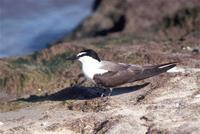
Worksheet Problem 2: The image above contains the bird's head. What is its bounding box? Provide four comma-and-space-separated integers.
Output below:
66, 49, 101, 63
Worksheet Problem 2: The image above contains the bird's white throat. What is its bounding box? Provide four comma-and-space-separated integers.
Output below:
78, 56, 108, 80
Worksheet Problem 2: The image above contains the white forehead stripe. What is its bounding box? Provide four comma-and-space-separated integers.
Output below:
77, 52, 87, 57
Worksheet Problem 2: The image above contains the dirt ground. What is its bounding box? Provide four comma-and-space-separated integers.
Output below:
0, 45, 200, 133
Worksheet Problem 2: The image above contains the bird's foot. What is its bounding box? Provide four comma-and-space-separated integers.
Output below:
95, 85, 112, 100
100, 94, 109, 102
108, 88, 113, 97
101, 92, 105, 98
100, 88, 112, 102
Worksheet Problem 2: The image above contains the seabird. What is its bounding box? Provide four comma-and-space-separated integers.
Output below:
66, 49, 176, 97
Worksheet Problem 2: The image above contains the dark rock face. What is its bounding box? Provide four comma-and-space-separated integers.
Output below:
71, 0, 200, 39
92, 0, 102, 11
94, 15, 126, 36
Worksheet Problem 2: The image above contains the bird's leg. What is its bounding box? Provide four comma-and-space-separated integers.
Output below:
101, 92, 105, 98
108, 88, 113, 96
72, 73, 86, 87
94, 84, 105, 97
99, 86, 107, 98
101, 87, 114, 98
95, 84, 112, 98
76, 77, 87, 86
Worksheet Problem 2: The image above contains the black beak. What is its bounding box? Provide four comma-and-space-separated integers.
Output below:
66, 55, 77, 61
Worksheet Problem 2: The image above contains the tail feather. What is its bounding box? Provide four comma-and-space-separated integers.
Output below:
130, 62, 177, 82
153, 62, 177, 69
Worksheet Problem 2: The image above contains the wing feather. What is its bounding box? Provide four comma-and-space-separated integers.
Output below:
94, 61, 176, 87
94, 61, 144, 87
100, 61, 130, 71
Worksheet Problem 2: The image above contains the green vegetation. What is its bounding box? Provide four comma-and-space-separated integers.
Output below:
0, 51, 73, 95
95, 36, 133, 48
41, 53, 72, 73
30, 51, 41, 61
10, 58, 35, 68
0, 78, 7, 89
19, 74, 27, 92
10, 51, 72, 73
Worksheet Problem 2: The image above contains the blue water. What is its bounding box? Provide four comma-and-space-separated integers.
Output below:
0, 0, 94, 57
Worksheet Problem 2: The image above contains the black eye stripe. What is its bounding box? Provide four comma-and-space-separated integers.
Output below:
77, 49, 101, 62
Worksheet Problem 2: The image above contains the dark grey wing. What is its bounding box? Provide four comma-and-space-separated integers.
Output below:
95, 61, 144, 87
128, 62, 177, 82
94, 62, 176, 87
93, 67, 142, 87
100, 61, 131, 71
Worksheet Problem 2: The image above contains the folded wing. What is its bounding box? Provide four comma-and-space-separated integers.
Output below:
94, 62, 176, 87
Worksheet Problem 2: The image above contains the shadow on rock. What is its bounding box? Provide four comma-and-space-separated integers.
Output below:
16, 83, 149, 102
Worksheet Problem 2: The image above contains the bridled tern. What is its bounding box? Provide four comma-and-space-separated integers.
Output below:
66, 49, 176, 97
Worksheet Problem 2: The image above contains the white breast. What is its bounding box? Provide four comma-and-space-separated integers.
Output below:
82, 65, 108, 80
78, 56, 108, 81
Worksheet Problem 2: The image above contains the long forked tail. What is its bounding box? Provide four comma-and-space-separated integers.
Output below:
133, 62, 177, 81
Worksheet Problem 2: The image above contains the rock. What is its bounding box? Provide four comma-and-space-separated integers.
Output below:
0, 122, 3, 126
0, 69, 199, 133
71, 0, 200, 39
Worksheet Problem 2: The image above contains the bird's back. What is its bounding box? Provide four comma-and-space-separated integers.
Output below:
94, 61, 176, 87
100, 60, 141, 71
